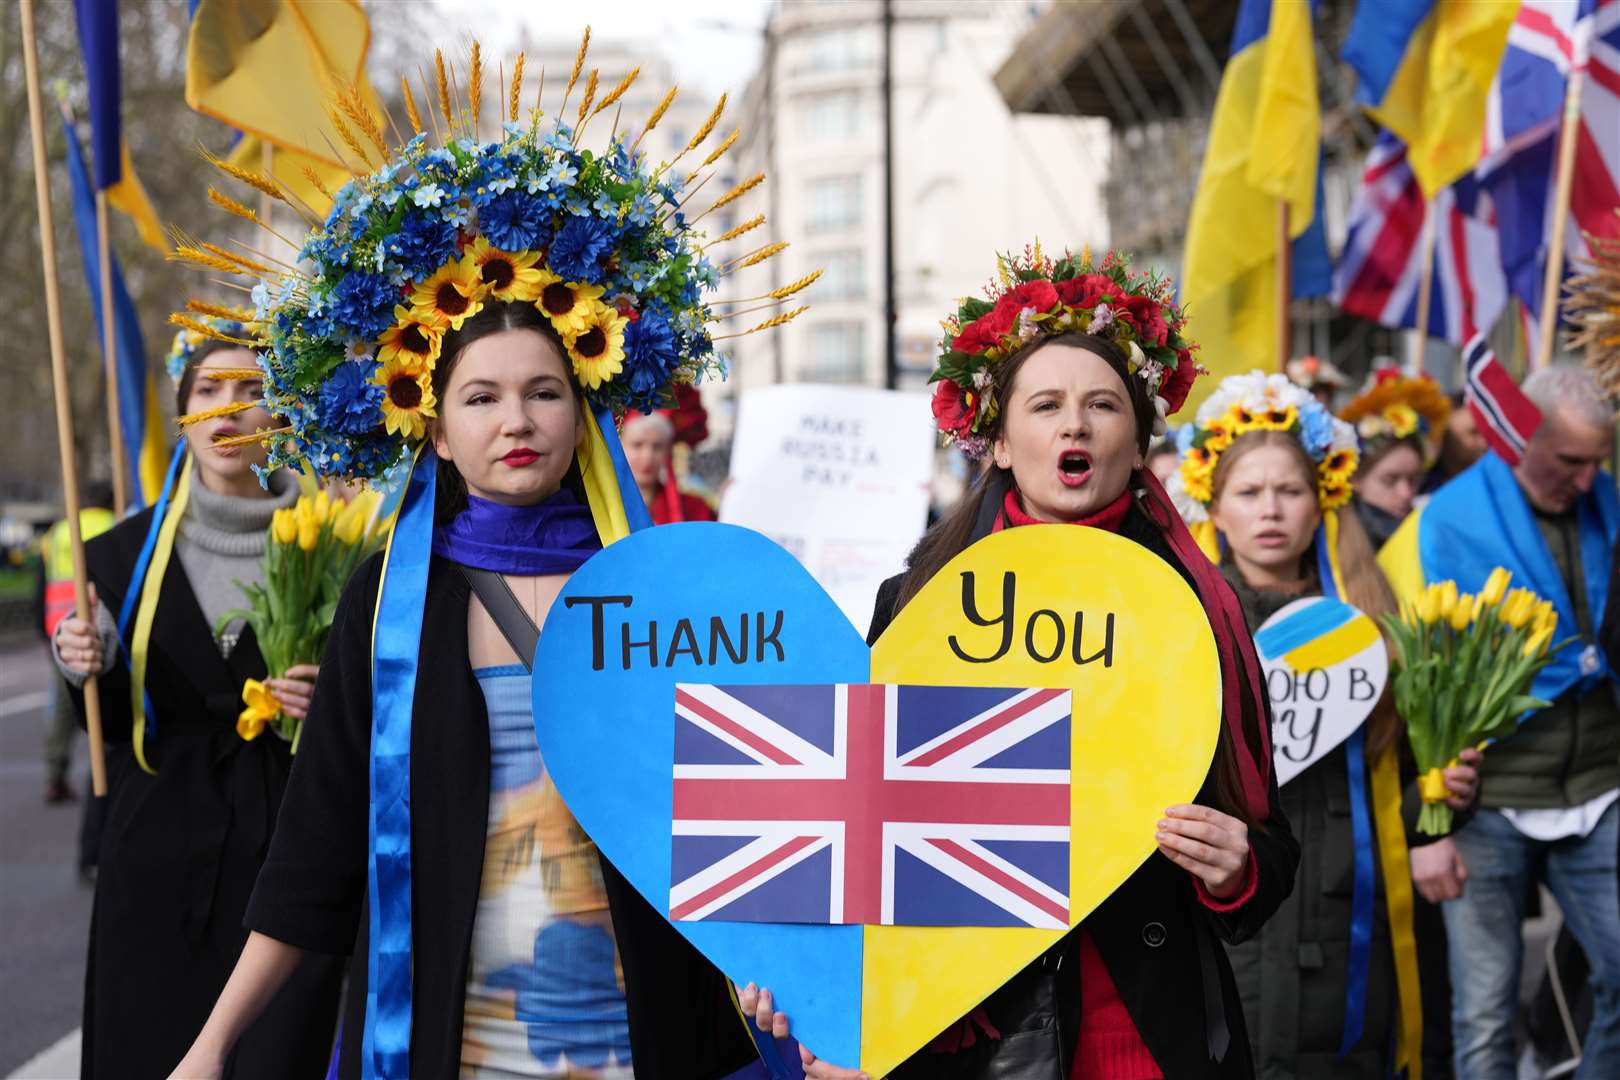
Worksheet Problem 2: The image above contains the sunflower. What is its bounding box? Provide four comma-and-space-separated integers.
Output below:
1383, 402, 1421, 439
464, 236, 544, 303
1180, 447, 1216, 503
376, 305, 446, 368
1320, 448, 1359, 491
410, 259, 488, 330
374, 355, 438, 439
564, 301, 627, 390
534, 269, 607, 337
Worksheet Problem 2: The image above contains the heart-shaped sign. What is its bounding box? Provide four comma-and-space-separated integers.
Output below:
533, 522, 1221, 1076
1253, 596, 1389, 787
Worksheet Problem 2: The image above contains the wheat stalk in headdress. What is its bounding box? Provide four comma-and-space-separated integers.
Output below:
1564, 211, 1620, 395
434, 49, 454, 133
690, 172, 765, 225
711, 305, 808, 341
703, 213, 766, 250
631, 86, 678, 156
685, 129, 739, 186
510, 53, 525, 122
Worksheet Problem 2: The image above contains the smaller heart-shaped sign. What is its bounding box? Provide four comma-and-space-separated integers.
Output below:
1253, 596, 1389, 786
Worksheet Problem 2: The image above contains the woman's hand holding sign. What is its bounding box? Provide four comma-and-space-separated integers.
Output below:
1156, 803, 1252, 899
738, 984, 869, 1080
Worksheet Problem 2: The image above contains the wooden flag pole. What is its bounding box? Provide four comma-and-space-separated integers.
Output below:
1277, 200, 1293, 372
96, 191, 128, 516
1535, 62, 1587, 371
1412, 198, 1436, 374
22, 0, 108, 797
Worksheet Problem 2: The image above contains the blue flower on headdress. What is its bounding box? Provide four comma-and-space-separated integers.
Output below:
627, 192, 658, 227
1300, 403, 1336, 459
329, 271, 398, 341
548, 215, 614, 283
317, 359, 385, 436
480, 192, 549, 251
391, 213, 459, 271
623, 304, 680, 397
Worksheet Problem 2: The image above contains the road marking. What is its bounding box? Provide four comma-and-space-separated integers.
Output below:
0, 690, 50, 718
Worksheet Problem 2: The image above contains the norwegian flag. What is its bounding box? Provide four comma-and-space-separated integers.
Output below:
668, 683, 1072, 929
1480, 0, 1620, 330
1334, 133, 1508, 344
1462, 333, 1543, 465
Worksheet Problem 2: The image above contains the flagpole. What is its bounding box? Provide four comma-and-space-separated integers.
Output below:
95, 192, 128, 516
1412, 199, 1436, 375
1277, 200, 1292, 372
1535, 60, 1587, 371
22, 0, 108, 798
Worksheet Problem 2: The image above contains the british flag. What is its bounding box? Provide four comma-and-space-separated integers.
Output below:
668, 683, 1072, 930
1335, 134, 1508, 345
1481, 0, 1620, 334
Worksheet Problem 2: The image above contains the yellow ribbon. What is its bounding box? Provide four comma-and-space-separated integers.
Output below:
130, 455, 193, 774
1324, 509, 1423, 1080
578, 407, 636, 546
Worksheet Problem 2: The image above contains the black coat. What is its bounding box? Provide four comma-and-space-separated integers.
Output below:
70, 509, 343, 1079
870, 503, 1300, 1080
245, 552, 762, 1080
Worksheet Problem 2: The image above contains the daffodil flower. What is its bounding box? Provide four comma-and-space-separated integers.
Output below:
237, 679, 280, 741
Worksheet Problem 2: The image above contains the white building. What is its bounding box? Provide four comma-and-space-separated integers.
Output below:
706, 0, 1112, 440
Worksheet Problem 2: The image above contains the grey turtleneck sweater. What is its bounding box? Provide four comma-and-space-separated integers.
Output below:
53, 470, 298, 684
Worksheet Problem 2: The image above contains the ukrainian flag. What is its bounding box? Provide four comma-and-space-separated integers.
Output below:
1343, 0, 1516, 199
72, 0, 165, 252
1181, 0, 1325, 414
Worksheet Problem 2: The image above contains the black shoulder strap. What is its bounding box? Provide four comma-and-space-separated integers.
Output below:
459, 566, 539, 672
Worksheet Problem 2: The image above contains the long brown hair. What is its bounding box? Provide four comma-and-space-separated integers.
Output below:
428, 301, 586, 524
1211, 430, 1403, 756
896, 333, 1152, 610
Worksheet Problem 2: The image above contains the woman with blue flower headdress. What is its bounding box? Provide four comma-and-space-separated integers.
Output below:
1167, 371, 1479, 1078
53, 319, 345, 1078
168, 34, 815, 1080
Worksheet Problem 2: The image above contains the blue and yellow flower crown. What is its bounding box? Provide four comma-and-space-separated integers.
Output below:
170, 34, 812, 481
1168, 371, 1360, 524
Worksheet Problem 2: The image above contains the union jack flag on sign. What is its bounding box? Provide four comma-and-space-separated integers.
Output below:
669, 683, 1072, 929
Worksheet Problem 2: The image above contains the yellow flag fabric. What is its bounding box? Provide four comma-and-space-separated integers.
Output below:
186, 0, 380, 180
1180, 0, 1320, 416
1368, 5, 1517, 200
580, 409, 636, 546
138, 376, 168, 505
226, 134, 350, 219
106, 141, 166, 253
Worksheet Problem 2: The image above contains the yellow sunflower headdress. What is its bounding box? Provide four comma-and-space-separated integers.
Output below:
1337, 367, 1452, 467
1167, 370, 1361, 529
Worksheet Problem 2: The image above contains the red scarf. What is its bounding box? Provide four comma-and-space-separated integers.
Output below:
991, 475, 1272, 821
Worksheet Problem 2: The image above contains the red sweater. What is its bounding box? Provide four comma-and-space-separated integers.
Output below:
996, 489, 1257, 1080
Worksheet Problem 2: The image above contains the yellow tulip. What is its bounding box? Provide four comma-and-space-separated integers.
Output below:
1437, 581, 1458, 622
1523, 625, 1553, 659
313, 489, 333, 526
1480, 567, 1512, 608
1500, 588, 1536, 630
237, 678, 280, 741
1449, 594, 1474, 632
333, 500, 366, 545
297, 517, 320, 552
1416, 585, 1443, 625
271, 507, 297, 546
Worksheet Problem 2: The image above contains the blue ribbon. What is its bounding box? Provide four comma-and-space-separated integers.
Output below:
1318, 528, 1374, 1057
595, 404, 654, 533
114, 440, 186, 741
363, 447, 437, 1080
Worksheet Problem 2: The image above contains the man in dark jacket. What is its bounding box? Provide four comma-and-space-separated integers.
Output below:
1392, 366, 1618, 1078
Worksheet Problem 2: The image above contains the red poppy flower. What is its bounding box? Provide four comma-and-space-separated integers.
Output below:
1160, 348, 1200, 416
1120, 295, 1170, 347
1054, 274, 1125, 310
951, 307, 1015, 355
931, 378, 976, 438
993, 280, 1059, 320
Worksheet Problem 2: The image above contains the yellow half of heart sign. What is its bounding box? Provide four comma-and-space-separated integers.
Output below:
861, 524, 1222, 1076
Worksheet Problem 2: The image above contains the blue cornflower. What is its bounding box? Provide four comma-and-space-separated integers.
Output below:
627, 192, 658, 226
391, 213, 459, 271
593, 190, 619, 218
1300, 404, 1336, 458
328, 271, 397, 340
547, 214, 615, 283
480, 192, 547, 250
317, 359, 384, 436
622, 304, 680, 396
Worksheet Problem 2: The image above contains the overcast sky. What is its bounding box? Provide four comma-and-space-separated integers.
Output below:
432, 0, 773, 100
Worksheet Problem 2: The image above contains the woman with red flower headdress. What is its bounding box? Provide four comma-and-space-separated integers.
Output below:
742, 245, 1300, 1080
621, 386, 718, 526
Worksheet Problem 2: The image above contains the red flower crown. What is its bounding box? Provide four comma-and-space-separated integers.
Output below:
929, 245, 1202, 457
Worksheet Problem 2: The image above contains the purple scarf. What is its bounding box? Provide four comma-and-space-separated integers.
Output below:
431, 490, 602, 574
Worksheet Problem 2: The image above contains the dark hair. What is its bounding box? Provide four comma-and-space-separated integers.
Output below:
175, 338, 256, 414
1354, 432, 1427, 478
1144, 441, 1179, 464
896, 333, 1151, 610
428, 301, 587, 524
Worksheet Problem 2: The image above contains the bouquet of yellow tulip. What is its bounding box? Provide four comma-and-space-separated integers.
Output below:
222, 489, 385, 749
1382, 567, 1565, 835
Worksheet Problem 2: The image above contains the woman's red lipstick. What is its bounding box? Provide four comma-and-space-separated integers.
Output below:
501, 448, 540, 467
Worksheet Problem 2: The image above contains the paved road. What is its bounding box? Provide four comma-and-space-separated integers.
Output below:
0, 641, 92, 1077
